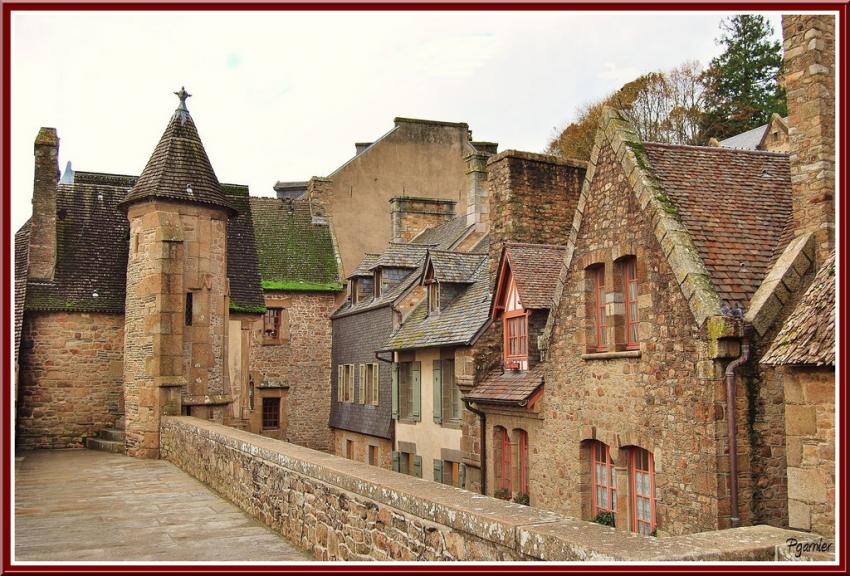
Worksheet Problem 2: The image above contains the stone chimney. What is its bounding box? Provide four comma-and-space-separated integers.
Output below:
389, 197, 456, 242
486, 150, 586, 276
783, 15, 835, 267
355, 142, 373, 155
28, 127, 60, 281
464, 142, 498, 232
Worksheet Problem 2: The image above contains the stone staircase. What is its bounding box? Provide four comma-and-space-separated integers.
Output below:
85, 416, 126, 454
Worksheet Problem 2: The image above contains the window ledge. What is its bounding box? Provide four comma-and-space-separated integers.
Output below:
581, 350, 641, 361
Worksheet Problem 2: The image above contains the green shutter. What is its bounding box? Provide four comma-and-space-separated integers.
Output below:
411, 361, 421, 421
459, 463, 467, 489
392, 451, 400, 472
391, 363, 399, 419
432, 360, 442, 423
414, 455, 422, 478
433, 459, 443, 483
337, 365, 344, 402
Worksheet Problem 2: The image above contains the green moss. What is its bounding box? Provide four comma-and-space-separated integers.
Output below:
230, 302, 266, 314
262, 279, 343, 292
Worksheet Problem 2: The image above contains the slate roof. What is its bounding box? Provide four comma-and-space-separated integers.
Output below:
119, 106, 234, 214
382, 255, 491, 351
16, 173, 267, 314
763, 251, 835, 367
426, 250, 485, 283
250, 197, 343, 292
502, 243, 566, 310
370, 243, 432, 270
464, 364, 545, 405
410, 216, 472, 250
643, 143, 793, 309
222, 185, 266, 312
348, 253, 381, 279
14, 221, 31, 362
718, 123, 770, 150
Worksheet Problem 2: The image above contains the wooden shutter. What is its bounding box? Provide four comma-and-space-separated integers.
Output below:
391, 363, 399, 419
433, 459, 443, 483
432, 360, 442, 423
359, 364, 366, 404
337, 365, 344, 402
392, 451, 400, 472
372, 363, 379, 405
411, 361, 421, 420
414, 455, 422, 478
459, 463, 467, 489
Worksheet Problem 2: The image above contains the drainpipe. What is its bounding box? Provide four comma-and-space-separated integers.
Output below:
463, 400, 486, 495
724, 333, 750, 528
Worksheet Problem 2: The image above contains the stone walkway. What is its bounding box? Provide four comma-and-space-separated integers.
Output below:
15, 449, 313, 562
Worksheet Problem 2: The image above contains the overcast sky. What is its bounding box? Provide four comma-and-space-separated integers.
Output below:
11, 10, 783, 231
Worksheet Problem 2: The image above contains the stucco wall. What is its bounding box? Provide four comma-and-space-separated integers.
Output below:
160, 416, 815, 561
18, 312, 124, 449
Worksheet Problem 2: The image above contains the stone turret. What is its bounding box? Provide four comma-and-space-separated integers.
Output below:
28, 128, 60, 281
783, 15, 835, 268
121, 88, 233, 458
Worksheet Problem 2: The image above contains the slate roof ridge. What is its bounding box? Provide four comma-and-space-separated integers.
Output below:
504, 241, 567, 250
644, 140, 789, 158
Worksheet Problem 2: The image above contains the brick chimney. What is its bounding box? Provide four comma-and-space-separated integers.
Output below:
485, 150, 586, 276
389, 197, 456, 242
28, 127, 60, 281
783, 15, 835, 267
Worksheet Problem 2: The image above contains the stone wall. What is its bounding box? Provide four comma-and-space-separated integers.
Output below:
390, 197, 456, 243
252, 291, 337, 451
538, 138, 738, 536
160, 416, 815, 562
783, 15, 835, 267
485, 150, 585, 276
17, 312, 124, 449
780, 366, 834, 536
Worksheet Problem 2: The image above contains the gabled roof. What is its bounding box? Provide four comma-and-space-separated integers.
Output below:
382, 255, 490, 351
643, 143, 792, 308
347, 253, 381, 279
410, 216, 473, 250
424, 250, 484, 284
119, 99, 234, 214
370, 243, 432, 270
493, 243, 566, 314
16, 172, 266, 314
222, 185, 265, 312
250, 197, 342, 292
763, 251, 835, 367
464, 364, 544, 406
719, 115, 788, 151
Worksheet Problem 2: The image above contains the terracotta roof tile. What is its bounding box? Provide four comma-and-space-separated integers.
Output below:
504, 243, 567, 309
643, 144, 793, 309
763, 251, 835, 366
464, 364, 544, 405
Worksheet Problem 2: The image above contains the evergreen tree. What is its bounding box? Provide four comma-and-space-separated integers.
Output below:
699, 15, 786, 142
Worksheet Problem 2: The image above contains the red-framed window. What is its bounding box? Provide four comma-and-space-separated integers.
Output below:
591, 266, 607, 351
591, 441, 617, 519
631, 447, 656, 535
504, 312, 528, 363
623, 258, 640, 349
517, 429, 529, 495
494, 426, 512, 493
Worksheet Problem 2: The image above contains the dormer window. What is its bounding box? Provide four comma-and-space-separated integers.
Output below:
374, 269, 383, 298
350, 279, 359, 304
428, 282, 440, 315
502, 274, 528, 370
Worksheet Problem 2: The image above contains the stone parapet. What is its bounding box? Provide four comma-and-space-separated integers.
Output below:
161, 416, 816, 562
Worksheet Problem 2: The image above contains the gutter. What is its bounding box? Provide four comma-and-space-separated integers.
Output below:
724, 330, 751, 529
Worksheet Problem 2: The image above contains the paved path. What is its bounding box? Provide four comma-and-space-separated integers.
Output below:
15, 449, 313, 561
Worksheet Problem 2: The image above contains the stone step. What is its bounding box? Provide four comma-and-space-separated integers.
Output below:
85, 437, 126, 454
98, 428, 125, 442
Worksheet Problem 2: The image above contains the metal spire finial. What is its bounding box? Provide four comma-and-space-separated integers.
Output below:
175, 86, 192, 111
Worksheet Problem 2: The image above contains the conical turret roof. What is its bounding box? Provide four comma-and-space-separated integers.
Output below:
119, 87, 235, 215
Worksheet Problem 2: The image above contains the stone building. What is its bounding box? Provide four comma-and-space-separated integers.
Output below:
717, 113, 790, 153
15, 90, 342, 454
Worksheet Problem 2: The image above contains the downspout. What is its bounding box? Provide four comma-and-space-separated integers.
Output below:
724, 333, 750, 529
463, 400, 486, 496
